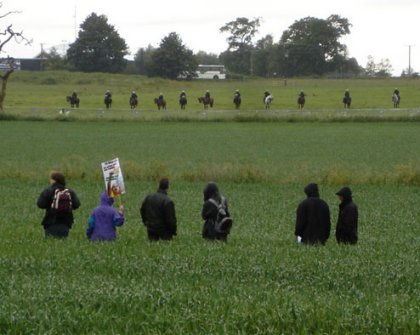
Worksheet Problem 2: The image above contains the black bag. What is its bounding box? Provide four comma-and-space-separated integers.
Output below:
208, 197, 233, 234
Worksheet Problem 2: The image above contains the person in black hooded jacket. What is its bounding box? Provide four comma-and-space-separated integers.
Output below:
201, 182, 231, 242
295, 183, 331, 245
335, 186, 358, 244
140, 178, 177, 241
37, 171, 81, 238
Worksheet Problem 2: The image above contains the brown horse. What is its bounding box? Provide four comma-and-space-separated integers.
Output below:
154, 98, 166, 110
66, 95, 80, 108
297, 95, 305, 110
198, 96, 214, 109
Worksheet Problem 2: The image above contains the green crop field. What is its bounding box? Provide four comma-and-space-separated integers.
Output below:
0, 71, 419, 333
0, 117, 419, 333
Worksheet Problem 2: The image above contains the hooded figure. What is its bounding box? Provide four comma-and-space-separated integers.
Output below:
201, 182, 231, 241
335, 187, 358, 244
87, 192, 124, 241
295, 183, 331, 245
140, 178, 177, 241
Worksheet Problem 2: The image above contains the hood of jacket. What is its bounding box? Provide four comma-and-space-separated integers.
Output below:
304, 183, 320, 198
336, 187, 353, 202
100, 192, 114, 206
203, 182, 220, 201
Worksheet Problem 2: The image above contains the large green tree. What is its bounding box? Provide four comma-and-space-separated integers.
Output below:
279, 15, 352, 76
149, 32, 197, 79
67, 13, 128, 73
220, 17, 260, 75
252, 35, 278, 77
134, 45, 155, 76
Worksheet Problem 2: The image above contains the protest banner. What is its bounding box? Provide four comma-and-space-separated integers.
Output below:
101, 158, 126, 198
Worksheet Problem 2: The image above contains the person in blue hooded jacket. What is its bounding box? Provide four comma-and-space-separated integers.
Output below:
86, 192, 125, 241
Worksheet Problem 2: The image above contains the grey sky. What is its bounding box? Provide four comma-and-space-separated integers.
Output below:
4, 0, 420, 75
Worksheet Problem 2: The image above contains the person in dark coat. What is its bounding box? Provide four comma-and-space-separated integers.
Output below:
37, 171, 81, 238
295, 183, 331, 245
335, 187, 358, 244
201, 182, 232, 242
140, 178, 177, 241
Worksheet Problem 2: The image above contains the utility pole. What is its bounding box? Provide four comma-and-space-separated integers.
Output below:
408, 45, 415, 77
408, 45, 412, 77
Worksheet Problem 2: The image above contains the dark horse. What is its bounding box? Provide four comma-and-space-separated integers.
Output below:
198, 96, 214, 109
66, 96, 80, 108
104, 95, 112, 109
343, 96, 352, 108
179, 96, 187, 110
392, 93, 400, 108
129, 96, 138, 109
154, 98, 166, 110
297, 95, 305, 110
233, 96, 241, 109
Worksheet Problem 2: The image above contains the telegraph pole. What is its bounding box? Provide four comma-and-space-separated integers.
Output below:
408, 45, 415, 77
408, 45, 412, 77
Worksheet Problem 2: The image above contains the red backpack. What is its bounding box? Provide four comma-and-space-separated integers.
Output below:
51, 188, 73, 215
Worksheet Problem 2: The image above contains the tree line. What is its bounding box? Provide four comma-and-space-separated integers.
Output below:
5, 9, 419, 82
36, 13, 408, 79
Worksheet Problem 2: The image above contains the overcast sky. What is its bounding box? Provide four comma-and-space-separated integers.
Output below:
4, 0, 420, 75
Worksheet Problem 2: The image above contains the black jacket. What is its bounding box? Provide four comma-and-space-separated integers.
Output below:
37, 182, 80, 227
140, 189, 177, 237
335, 187, 358, 244
295, 183, 331, 245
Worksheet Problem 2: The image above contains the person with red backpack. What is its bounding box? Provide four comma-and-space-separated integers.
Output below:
37, 171, 80, 238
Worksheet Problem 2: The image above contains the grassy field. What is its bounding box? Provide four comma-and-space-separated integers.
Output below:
4, 71, 420, 115
0, 120, 419, 334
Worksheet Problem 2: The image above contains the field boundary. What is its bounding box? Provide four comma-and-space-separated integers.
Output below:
2, 107, 420, 123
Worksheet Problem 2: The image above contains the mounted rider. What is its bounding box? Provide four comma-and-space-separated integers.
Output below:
393, 88, 401, 101
204, 90, 211, 99
298, 90, 305, 99
263, 90, 270, 103
343, 89, 351, 104
158, 92, 164, 102
234, 89, 241, 100
71, 90, 78, 101
179, 90, 187, 101
130, 91, 138, 100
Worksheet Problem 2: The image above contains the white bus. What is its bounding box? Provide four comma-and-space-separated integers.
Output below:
196, 64, 226, 80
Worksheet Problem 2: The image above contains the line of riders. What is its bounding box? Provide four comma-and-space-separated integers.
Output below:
66, 88, 402, 110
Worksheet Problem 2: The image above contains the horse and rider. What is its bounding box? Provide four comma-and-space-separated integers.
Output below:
198, 90, 214, 109
179, 90, 187, 110
343, 89, 352, 108
263, 90, 273, 109
129, 91, 138, 109
392, 88, 401, 108
154, 92, 166, 110
233, 89, 241, 109
297, 90, 305, 110
66, 90, 80, 108
104, 90, 112, 109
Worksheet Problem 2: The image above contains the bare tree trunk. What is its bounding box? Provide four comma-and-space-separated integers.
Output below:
0, 69, 13, 113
